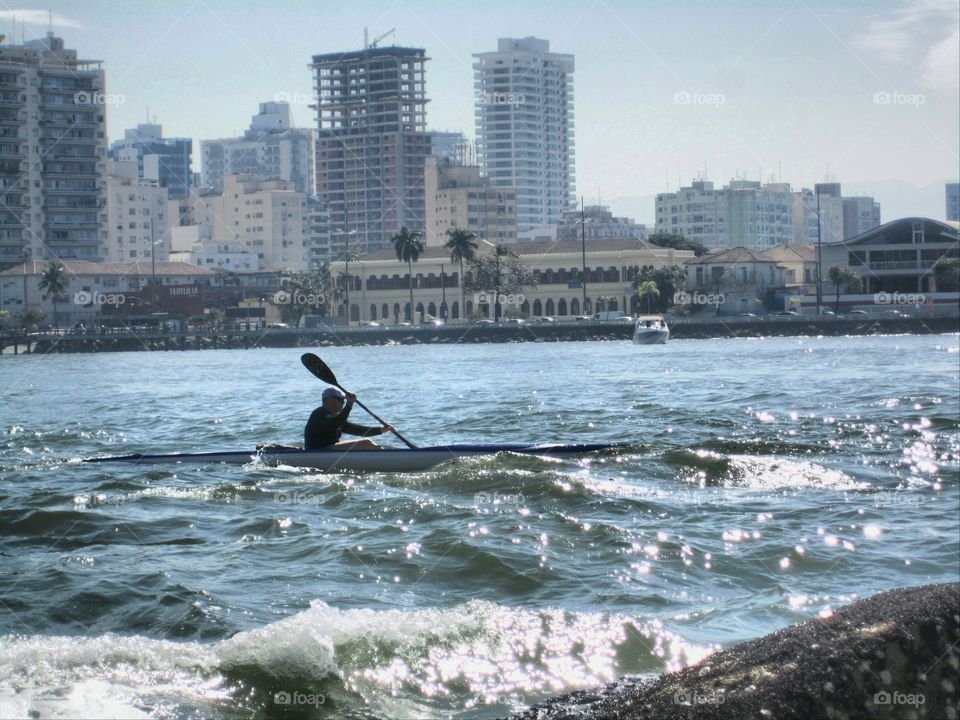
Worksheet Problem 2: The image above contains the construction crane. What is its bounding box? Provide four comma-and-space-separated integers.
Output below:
363, 27, 395, 50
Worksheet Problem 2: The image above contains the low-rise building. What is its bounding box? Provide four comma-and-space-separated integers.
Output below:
0, 259, 220, 326
820, 217, 959, 295
556, 205, 647, 242
330, 238, 692, 323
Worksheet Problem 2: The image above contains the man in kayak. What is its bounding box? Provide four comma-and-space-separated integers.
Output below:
304, 386, 394, 450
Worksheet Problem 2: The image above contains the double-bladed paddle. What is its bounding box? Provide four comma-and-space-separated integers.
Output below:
300, 353, 417, 449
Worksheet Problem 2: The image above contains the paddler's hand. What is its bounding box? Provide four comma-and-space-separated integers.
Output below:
345, 392, 357, 404
381, 425, 394, 435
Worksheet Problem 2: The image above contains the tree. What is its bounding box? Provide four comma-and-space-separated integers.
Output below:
277, 268, 332, 326
826, 265, 863, 311
465, 244, 538, 321
647, 232, 708, 257
18, 306, 46, 331
392, 227, 425, 322
633, 280, 660, 314
640, 264, 688, 311
0, 309, 9, 330
38, 261, 68, 331
932, 256, 959, 292
445, 227, 479, 322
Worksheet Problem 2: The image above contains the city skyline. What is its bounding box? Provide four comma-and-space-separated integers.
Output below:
1, 0, 956, 223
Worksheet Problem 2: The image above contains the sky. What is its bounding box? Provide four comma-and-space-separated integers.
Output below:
3, 0, 957, 223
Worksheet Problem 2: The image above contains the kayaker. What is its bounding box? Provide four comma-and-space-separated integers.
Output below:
304, 387, 393, 450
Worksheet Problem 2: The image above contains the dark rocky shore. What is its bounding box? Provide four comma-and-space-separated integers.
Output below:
3, 315, 958, 354
511, 583, 959, 720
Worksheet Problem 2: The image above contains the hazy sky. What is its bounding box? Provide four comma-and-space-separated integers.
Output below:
4, 0, 958, 221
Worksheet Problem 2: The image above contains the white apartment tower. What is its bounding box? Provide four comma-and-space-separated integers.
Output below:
201, 102, 316, 194
106, 160, 169, 263
474, 37, 575, 234
0, 34, 107, 270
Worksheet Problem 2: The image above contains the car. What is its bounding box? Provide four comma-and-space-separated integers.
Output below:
534, 316, 555, 323
848, 309, 869, 315
503, 317, 525, 324
820, 311, 835, 316
267, 322, 290, 329
612, 315, 634, 322
359, 321, 381, 327
771, 310, 799, 316
473, 319, 495, 325
573, 315, 593, 321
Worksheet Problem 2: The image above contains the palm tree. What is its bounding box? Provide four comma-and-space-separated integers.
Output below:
826, 265, 863, 312
445, 227, 478, 322
633, 279, 660, 314
38, 261, 68, 331
392, 227, 425, 322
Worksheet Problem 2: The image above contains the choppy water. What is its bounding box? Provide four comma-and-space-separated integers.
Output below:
1, 335, 958, 719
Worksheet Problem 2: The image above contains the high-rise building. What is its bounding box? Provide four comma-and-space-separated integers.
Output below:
656, 179, 881, 248
106, 160, 169, 264
474, 37, 575, 233
424, 157, 517, 246
0, 33, 107, 269
200, 102, 316, 194
311, 46, 433, 256
947, 183, 959, 221
109, 123, 192, 198
171, 174, 321, 272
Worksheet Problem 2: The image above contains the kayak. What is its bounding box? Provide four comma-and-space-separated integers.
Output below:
83, 442, 628, 473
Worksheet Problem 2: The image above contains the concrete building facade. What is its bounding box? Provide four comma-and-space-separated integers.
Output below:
947, 183, 959, 222
556, 205, 646, 243
424, 157, 517, 246
0, 33, 107, 269
200, 102, 316, 194
106, 160, 169, 264
474, 37, 575, 233
171, 175, 323, 272
311, 46, 433, 256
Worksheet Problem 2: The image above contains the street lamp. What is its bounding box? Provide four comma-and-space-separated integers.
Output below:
334, 227, 359, 324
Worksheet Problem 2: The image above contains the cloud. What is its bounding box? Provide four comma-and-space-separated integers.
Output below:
0, 10, 82, 30
852, 0, 959, 93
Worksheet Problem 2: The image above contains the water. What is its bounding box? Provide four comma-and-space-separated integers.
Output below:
1, 335, 958, 719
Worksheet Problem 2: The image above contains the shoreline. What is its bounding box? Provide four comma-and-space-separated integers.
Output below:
2, 315, 958, 354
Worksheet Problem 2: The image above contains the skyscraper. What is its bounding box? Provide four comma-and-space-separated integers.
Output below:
311, 45, 432, 255
0, 33, 107, 269
473, 37, 575, 234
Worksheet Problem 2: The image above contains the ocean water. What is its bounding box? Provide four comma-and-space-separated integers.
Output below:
1, 334, 958, 719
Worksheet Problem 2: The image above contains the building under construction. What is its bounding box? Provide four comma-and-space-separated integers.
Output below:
311, 44, 431, 256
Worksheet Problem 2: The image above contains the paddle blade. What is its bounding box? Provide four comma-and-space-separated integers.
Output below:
301, 353, 338, 386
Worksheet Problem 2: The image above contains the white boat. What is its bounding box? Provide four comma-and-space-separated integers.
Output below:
83, 442, 626, 473
632, 315, 669, 344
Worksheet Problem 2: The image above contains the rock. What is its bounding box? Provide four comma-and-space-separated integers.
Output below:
510, 583, 959, 720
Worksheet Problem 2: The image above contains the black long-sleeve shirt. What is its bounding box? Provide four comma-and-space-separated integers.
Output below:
304, 401, 382, 449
